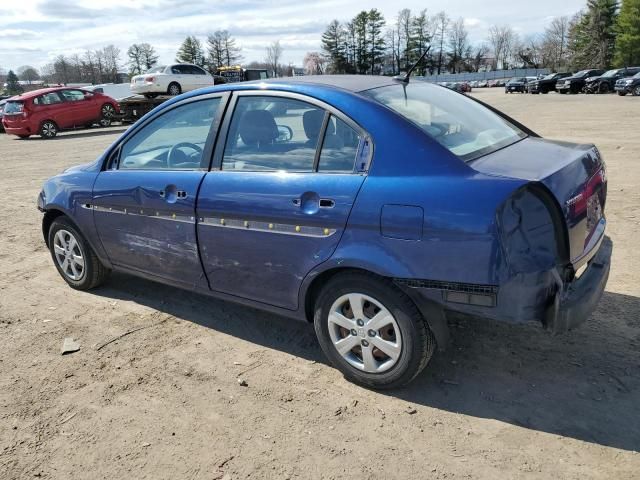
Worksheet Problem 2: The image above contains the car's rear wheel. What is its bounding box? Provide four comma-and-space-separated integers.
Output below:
99, 104, 116, 127
168, 82, 182, 96
599, 83, 610, 94
314, 272, 435, 389
40, 120, 58, 139
633, 86, 640, 97
48, 216, 110, 290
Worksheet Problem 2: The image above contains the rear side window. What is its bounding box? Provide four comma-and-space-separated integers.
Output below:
118, 98, 221, 170
222, 96, 323, 172
317, 115, 361, 173
190, 66, 207, 75
34, 93, 63, 105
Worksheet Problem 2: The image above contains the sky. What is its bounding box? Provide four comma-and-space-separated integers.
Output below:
0, 0, 586, 73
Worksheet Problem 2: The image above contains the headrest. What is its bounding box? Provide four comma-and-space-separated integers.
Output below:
303, 110, 334, 142
239, 110, 278, 146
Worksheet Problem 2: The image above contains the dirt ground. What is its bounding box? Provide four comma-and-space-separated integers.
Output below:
0, 88, 639, 480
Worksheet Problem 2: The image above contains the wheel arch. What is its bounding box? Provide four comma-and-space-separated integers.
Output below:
42, 208, 70, 247
302, 266, 450, 350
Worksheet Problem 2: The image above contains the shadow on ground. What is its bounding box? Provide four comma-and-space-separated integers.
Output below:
15, 126, 128, 141
95, 273, 640, 452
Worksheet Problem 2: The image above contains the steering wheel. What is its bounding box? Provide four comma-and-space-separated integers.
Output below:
167, 142, 203, 168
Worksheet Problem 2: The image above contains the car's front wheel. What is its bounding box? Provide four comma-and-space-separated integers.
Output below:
99, 104, 116, 127
40, 120, 58, 139
633, 86, 640, 97
48, 216, 110, 290
314, 272, 435, 389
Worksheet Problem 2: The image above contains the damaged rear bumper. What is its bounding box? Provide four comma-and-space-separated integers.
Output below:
544, 235, 612, 333
395, 236, 612, 335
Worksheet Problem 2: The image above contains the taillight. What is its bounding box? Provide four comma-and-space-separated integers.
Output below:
144, 76, 155, 83
568, 167, 606, 247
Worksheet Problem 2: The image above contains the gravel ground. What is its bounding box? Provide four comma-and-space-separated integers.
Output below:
0, 88, 638, 479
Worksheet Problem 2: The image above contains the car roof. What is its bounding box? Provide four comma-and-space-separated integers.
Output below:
249, 75, 399, 93
8, 86, 87, 100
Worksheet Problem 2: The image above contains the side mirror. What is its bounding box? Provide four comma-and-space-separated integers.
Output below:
276, 125, 292, 143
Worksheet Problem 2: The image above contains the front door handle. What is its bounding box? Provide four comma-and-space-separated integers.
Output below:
159, 185, 187, 203
319, 198, 335, 208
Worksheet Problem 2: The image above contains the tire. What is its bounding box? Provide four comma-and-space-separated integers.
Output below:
633, 86, 640, 97
167, 82, 182, 96
313, 272, 436, 389
40, 120, 58, 139
144, 93, 159, 99
599, 83, 610, 94
98, 104, 116, 127
48, 216, 110, 290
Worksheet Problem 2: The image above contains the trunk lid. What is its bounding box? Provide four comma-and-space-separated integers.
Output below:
470, 137, 606, 266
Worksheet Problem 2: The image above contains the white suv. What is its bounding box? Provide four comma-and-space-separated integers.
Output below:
130, 64, 215, 98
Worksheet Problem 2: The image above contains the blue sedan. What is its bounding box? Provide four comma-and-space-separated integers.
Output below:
38, 76, 611, 388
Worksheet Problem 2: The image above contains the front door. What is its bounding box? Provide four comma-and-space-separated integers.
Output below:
58, 89, 95, 127
197, 93, 370, 309
92, 95, 226, 288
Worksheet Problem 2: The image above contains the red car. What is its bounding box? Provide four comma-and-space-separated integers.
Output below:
1, 87, 120, 139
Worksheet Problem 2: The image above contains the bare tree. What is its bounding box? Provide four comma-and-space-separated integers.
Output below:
303, 52, 326, 74
488, 25, 517, 70
447, 18, 469, 73
265, 40, 283, 77
17, 65, 40, 84
434, 12, 449, 74
542, 16, 570, 70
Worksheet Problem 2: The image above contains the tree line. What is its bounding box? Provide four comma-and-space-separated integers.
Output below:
320, 0, 640, 75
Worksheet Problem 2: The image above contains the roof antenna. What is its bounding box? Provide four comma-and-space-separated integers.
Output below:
394, 46, 431, 83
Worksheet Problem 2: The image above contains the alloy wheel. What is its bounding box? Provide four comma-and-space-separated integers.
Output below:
634, 86, 640, 97
327, 293, 402, 373
41, 121, 57, 138
168, 84, 181, 96
53, 229, 85, 281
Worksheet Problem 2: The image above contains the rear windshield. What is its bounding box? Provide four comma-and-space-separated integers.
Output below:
363, 82, 526, 162
3, 101, 24, 114
146, 66, 166, 73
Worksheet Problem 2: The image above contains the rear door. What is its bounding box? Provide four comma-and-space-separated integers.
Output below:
171, 65, 191, 91
189, 65, 212, 89
31, 92, 68, 127
197, 92, 371, 309
92, 93, 228, 288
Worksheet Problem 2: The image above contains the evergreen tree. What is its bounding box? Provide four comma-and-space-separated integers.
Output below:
176, 36, 205, 67
5, 70, 22, 95
569, 0, 619, 69
321, 20, 350, 73
614, 0, 640, 66
367, 9, 386, 74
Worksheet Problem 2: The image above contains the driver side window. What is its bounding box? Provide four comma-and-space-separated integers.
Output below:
118, 98, 221, 170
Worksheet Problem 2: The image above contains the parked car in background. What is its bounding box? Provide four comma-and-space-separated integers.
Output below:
477, 80, 488, 88
1, 87, 120, 139
584, 67, 640, 94
37, 75, 611, 389
487, 79, 499, 87
528, 72, 572, 94
130, 63, 215, 98
505, 77, 528, 93
615, 71, 640, 96
556, 69, 605, 94
523, 77, 538, 92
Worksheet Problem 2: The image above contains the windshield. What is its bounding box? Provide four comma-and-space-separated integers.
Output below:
3, 101, 24, 114
634, 72, 640, 79
364, 82, 526, 162
146, 65, 165, 74
574, 70, 591, 78
601, 69, 618, 78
